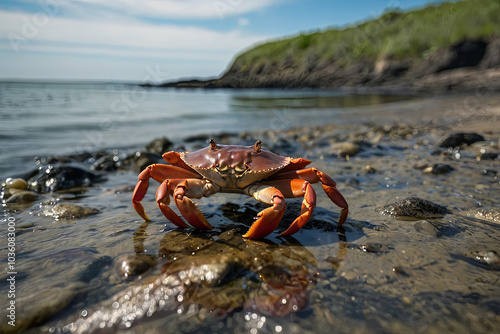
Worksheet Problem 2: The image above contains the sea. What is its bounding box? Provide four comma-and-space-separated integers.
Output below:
0, 81, 410, 177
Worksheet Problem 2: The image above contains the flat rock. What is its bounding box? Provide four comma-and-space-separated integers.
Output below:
44, 203, 100, 219
380, 197, 450, 219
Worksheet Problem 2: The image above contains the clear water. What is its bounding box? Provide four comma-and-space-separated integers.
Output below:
0, 82, 409, 176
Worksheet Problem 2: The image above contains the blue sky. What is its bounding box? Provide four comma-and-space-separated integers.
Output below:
0, 0, 452, 82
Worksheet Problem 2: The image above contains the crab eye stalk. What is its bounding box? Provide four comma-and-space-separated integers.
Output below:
254, 140, 262, 153
209, 138, 218, 151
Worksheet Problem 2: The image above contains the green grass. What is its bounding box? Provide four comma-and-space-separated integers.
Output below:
230, 0, 500, 71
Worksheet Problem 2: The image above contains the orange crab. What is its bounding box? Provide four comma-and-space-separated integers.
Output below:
132, 139, 348, 239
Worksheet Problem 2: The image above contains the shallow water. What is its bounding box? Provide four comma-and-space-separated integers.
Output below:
1, 83, 499, 333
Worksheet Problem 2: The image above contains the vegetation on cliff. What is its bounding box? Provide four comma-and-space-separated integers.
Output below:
229, 0, 499, 72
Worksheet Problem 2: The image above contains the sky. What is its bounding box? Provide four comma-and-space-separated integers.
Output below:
0, 0, 452, 83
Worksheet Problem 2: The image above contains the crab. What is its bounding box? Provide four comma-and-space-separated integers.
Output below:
132, 139, 348, 239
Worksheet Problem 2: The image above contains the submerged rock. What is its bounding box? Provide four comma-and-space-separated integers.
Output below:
113, 253, 157, 280
0, 247, 109, 333
44, 203, 100, 219
70, 230, 317, 333
380, 197, 450, 219
413, 220, 438, 237
458, 250, 500, 270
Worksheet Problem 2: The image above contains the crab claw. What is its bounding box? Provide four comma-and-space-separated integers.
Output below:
174, 181, 213, 230
243, 187, 286, 239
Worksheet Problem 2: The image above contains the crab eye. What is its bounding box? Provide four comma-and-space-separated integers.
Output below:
216, 164, 228, 173
234, 164, 246, 172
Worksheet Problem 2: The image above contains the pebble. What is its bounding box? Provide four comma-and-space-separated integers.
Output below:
359, 242, 390, 253
364, 165, 377, 173
2, 177, 28, 190
422, 163, 455, 175
331, 142, 360, 158
5, 190, 39, 203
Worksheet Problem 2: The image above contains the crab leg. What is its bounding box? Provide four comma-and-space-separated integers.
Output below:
243, 185, 286, 239
260, 179, 317, 236
155, 180, 188, 228
132, 164, 201, 221
173, 179, 219, 230
271, 168, 348, 227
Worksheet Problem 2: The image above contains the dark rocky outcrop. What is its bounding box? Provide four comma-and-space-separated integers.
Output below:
150, 36, 500, 93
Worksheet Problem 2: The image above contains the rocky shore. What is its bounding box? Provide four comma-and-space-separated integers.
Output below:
1, 94, 499, 333
148, 36, 500, 94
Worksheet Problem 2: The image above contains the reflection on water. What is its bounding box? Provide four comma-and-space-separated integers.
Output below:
230, 92, 414, 110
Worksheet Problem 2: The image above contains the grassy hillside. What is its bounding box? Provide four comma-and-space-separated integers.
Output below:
229, 0, 500, 72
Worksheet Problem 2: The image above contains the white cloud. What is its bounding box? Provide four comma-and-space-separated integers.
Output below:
238, 17, 250, 26
0, 9, 271, 80
17, 0, 283, 20
0, 10, 268, 55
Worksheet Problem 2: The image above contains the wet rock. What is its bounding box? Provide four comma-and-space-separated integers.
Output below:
465, 208, 500, 223
462, 250, 500, 270
26, 165, 106, 193
92, 153, 122, 171
481, 169, 497, 177
477, 152, 499, 161
380, 197, 450, 219
145, 136, 174, 155
122, 151, 161, 173
4, 190, 39, 203
413, 220, 438, 237
2, 177, 28, 190
331, 141, 360, 158
364, 165, 377, 173
113, 253, 157, 280
359, 242, 390, 253
422, 163, 455, 175
44, 203, 100, 219
438, 132, 484, 148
